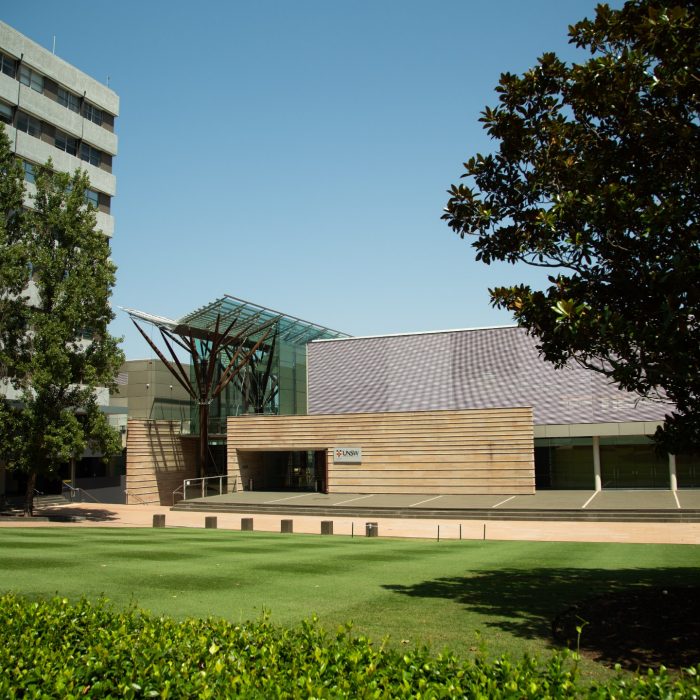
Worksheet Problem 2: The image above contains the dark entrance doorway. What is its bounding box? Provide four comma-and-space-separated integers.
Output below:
206, 443, 227, 477
534, 447, 552, 489
238, 450, 327, 492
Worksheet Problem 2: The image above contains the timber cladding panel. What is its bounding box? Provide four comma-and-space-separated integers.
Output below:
126, 420, 197, 505
227, 408, 534, 495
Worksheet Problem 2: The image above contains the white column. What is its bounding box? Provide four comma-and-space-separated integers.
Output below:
592, 436, 602, 491
669, 453, 677, 491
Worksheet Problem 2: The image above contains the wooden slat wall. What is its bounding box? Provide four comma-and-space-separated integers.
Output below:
227, 408, 534, 495
126, 420, 197, 505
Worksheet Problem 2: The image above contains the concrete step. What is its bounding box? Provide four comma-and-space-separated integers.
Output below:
171, 501, 700, 523
34, 494, 72, 508
2, 493, 70, 511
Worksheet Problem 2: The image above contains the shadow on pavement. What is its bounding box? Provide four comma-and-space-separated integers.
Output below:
37, 507, 121, 522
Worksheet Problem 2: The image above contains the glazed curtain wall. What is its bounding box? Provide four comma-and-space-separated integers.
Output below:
192, 337, 308, 435
535, 436, 671, 489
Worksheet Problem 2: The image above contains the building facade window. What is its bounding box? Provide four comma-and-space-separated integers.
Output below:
23, 161, 35, 184
16, 111, 41, 138
98, 192, 111, 214
57, 86, 81, 113
80, 142, 101, 167
0, 51, 16, 78
76, 328, 94, 341
0, 100, 12, 125
85, 189, 99, 208
0, 52, 113, 131
82, 102, 103, 126
19, 64, 44, 93
55, 129, 78, 156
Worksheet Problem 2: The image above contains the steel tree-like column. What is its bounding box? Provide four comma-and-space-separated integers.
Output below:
129, 311, 278, 478
198, 400, 209, 482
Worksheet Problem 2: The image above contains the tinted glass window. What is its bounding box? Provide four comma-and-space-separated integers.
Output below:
80, 143, 101, 168
85, 189, 99, 208
82, 102, 103, 126
16, 111, 41, 138
23, 161, 35, 184
0, 52, 16, 78
58, 87, 80, 113
55, 130, 78, 156
0, 101, 12, 125
19, 65, 43, 93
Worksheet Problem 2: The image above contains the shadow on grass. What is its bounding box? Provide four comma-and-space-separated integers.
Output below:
382, 567, 700, 648
38, 507, 120, 522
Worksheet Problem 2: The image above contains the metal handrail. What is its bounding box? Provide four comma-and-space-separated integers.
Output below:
62, 481, 101, 504
79, 488, 101, 504
62, 481, 81, 502
172, 485, 184, 506
124, 490, 150, 506
180, 474, 235, 501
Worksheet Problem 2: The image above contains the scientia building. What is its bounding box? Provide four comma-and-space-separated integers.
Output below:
122, 294, 699, 505
122, 295, 349, 498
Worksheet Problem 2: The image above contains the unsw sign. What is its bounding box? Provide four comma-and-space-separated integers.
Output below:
334, 447, 362, 464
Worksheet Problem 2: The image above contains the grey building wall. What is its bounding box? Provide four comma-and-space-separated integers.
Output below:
0, 21, 118, 237
110, 359, 192, 427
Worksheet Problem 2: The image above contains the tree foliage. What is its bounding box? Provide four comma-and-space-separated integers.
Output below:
0, 126, 29, 377
3, 593, 700, 699
443, 0, 699, 452
0, 125, 124, 513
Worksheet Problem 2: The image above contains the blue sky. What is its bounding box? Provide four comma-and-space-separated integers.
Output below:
4, 1, 614, 358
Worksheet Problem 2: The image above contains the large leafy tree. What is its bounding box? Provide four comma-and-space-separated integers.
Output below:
0, 126, 29, 378
0, 126, 124, 514
443, 1, 699, 453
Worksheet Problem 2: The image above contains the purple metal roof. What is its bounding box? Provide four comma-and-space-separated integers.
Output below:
307, 326, 671, 425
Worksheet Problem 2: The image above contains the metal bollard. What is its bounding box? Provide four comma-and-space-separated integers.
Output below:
205, 516, 217, 529
241, 517, 254, 531
365, 522, 378, 537
281, 519, 293, 534
152, 514, 166, 528
321, 520, 333, 535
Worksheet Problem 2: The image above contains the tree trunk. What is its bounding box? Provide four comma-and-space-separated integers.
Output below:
24, 471, 36, 517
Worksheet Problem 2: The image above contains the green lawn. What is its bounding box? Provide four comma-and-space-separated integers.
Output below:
1, 528, 698, 678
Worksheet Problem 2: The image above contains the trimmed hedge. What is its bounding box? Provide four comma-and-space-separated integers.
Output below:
0, 594, 697, 698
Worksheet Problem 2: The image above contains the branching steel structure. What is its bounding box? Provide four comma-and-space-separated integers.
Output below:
124, 305, 279, 477
123, 296, 348, 478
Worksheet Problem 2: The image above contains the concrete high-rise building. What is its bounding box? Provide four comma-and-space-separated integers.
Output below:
0, 22, 120, 503
0, 21, 118, 238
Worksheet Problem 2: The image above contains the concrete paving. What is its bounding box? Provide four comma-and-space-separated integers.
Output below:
1, 502, 698, 545
678, 490, 700, 509
584, 489, 681, 510
187, 489, 699, 511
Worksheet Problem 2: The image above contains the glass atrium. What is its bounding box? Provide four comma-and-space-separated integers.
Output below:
179, 295, 349, 434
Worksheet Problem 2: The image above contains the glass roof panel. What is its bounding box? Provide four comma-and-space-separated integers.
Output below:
178, 294, 349, 345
